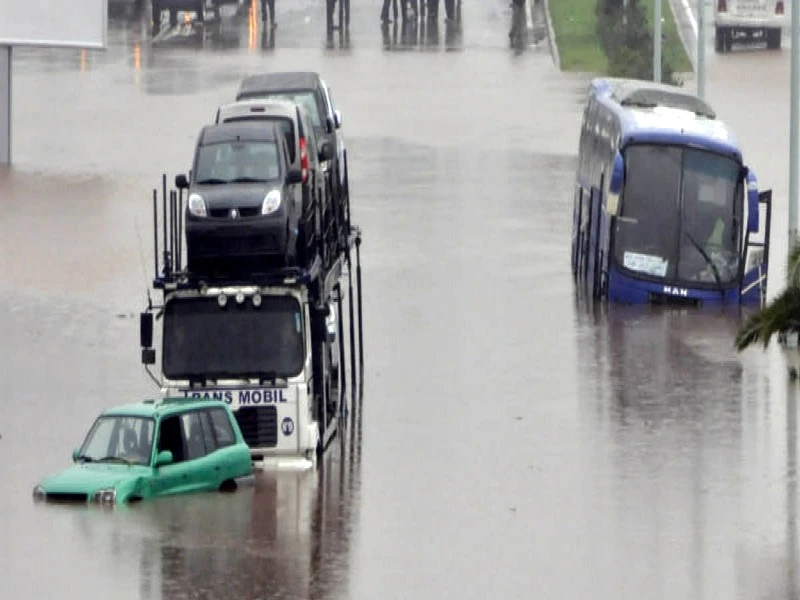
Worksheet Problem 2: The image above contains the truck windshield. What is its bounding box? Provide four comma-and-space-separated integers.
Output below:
162, 295, 305, 380
613, 144, 742, 287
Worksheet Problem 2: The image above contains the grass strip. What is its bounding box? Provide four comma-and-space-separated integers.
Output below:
549, 0, 693, 75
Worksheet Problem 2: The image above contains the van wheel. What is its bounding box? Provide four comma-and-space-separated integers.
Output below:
714, 26, 724, 52
766, 28, 781, 49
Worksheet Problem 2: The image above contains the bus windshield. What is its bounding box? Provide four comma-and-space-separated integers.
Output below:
162, 295, 305, 381
614, 144, 743, 287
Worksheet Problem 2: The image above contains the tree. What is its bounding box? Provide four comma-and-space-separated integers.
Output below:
735, 240, 800, 351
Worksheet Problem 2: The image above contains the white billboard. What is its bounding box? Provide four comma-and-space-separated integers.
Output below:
0, 0, 107, 49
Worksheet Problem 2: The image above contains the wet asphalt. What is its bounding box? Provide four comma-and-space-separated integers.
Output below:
1, 0, 800, 598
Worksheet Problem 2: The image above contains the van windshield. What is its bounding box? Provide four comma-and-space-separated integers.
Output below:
195, 141, 281, 184
162, 295, 305, 380
223, 116, 296, 163
249, 90, 324, 130
613, 144, 743, 287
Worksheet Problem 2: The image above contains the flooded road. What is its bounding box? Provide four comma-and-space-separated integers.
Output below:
1, 0, 799, 598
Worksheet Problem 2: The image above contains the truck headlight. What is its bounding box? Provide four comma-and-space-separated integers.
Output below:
91, 488, 117, 505
188, 193, 207, 217
262, 190, 281, 215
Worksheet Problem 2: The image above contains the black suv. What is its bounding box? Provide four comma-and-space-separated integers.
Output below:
235, 72, 349, 250
214, 99, 339, 268
178, 120, 304, 277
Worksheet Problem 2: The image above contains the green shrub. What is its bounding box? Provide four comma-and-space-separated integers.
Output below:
595, 1, 678, 84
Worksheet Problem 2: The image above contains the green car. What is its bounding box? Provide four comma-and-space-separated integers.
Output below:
32, 397, 254, 506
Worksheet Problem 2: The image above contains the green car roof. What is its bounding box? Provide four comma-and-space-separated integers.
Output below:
99, 397, 228, 418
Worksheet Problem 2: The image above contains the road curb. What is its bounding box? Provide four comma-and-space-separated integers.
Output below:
540, 0, 561, 69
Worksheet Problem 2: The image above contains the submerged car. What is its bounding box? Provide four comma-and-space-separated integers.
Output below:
32, 397, 253, 506
177, 120, 303, 277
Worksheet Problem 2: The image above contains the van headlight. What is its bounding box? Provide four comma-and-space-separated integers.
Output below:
262, 190, 281, 215
188, 193, 207, 217
91, 488, 117, 505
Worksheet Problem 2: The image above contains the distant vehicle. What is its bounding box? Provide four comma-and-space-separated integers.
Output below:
572, 78, 772, 306
151, 0, 241, 29
32, 397, 253, 506
234, 72, 349, 251
214, 99, 339, 268
714, 0, 786, 52
178, 120, 305, 275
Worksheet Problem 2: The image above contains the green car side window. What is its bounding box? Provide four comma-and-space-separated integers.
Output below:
181, 412, 208, 461
209, 408, 236, 448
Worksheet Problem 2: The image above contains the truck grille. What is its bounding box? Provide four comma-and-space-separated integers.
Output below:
235, 406, 278, 448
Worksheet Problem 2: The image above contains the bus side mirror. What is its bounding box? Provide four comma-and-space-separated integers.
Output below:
140, 312, 153, 348
745, 168, 759, 233
607, 151, 624, 215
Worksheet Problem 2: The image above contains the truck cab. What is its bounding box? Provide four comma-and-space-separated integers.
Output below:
141, 281, 340, 467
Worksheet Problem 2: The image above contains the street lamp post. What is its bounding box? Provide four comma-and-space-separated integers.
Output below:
697, 0, 706, 98
789, 0, 799, 249
654, 0, 662, 81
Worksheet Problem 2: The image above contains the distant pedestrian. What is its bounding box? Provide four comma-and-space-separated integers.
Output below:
381, 0, 399, 23
444, 0, 455, 21
509, 0, 526, 42
261, 0, 276, 28
427, 0, 439, 20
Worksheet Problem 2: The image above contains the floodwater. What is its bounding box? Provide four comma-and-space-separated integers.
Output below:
1, 0, 799, 598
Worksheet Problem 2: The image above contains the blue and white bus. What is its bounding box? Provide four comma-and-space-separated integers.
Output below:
571, 78, 772, 306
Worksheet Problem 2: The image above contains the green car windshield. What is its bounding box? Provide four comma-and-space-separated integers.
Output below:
78, 415, 155, 466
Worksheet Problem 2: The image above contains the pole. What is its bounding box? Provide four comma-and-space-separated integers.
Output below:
789, 0, 799, 250
654, 0, 662, 82
697, 0, 706, 98
0, 46, 11, 165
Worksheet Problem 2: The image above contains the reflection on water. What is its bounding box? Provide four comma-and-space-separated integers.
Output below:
55, 412, 362, 600
574, 302, 800, 598
380, 17, 463, 52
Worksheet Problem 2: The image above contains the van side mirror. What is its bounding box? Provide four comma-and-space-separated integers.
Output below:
745, 168, 759, 233
318, 141, 334, 162
287, 169, 303, 184
175, 174, 189, 189
333, 109, 342, 129
607, 151, 624, 215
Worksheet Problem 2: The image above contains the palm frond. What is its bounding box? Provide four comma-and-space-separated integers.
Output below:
787, 238, 800, 289
735, 286, 800, 351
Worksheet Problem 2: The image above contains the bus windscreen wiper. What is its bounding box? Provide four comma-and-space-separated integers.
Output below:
684, 232, 724, 294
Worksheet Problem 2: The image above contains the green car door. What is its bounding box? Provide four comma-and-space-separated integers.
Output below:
151, 413, 209, 497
